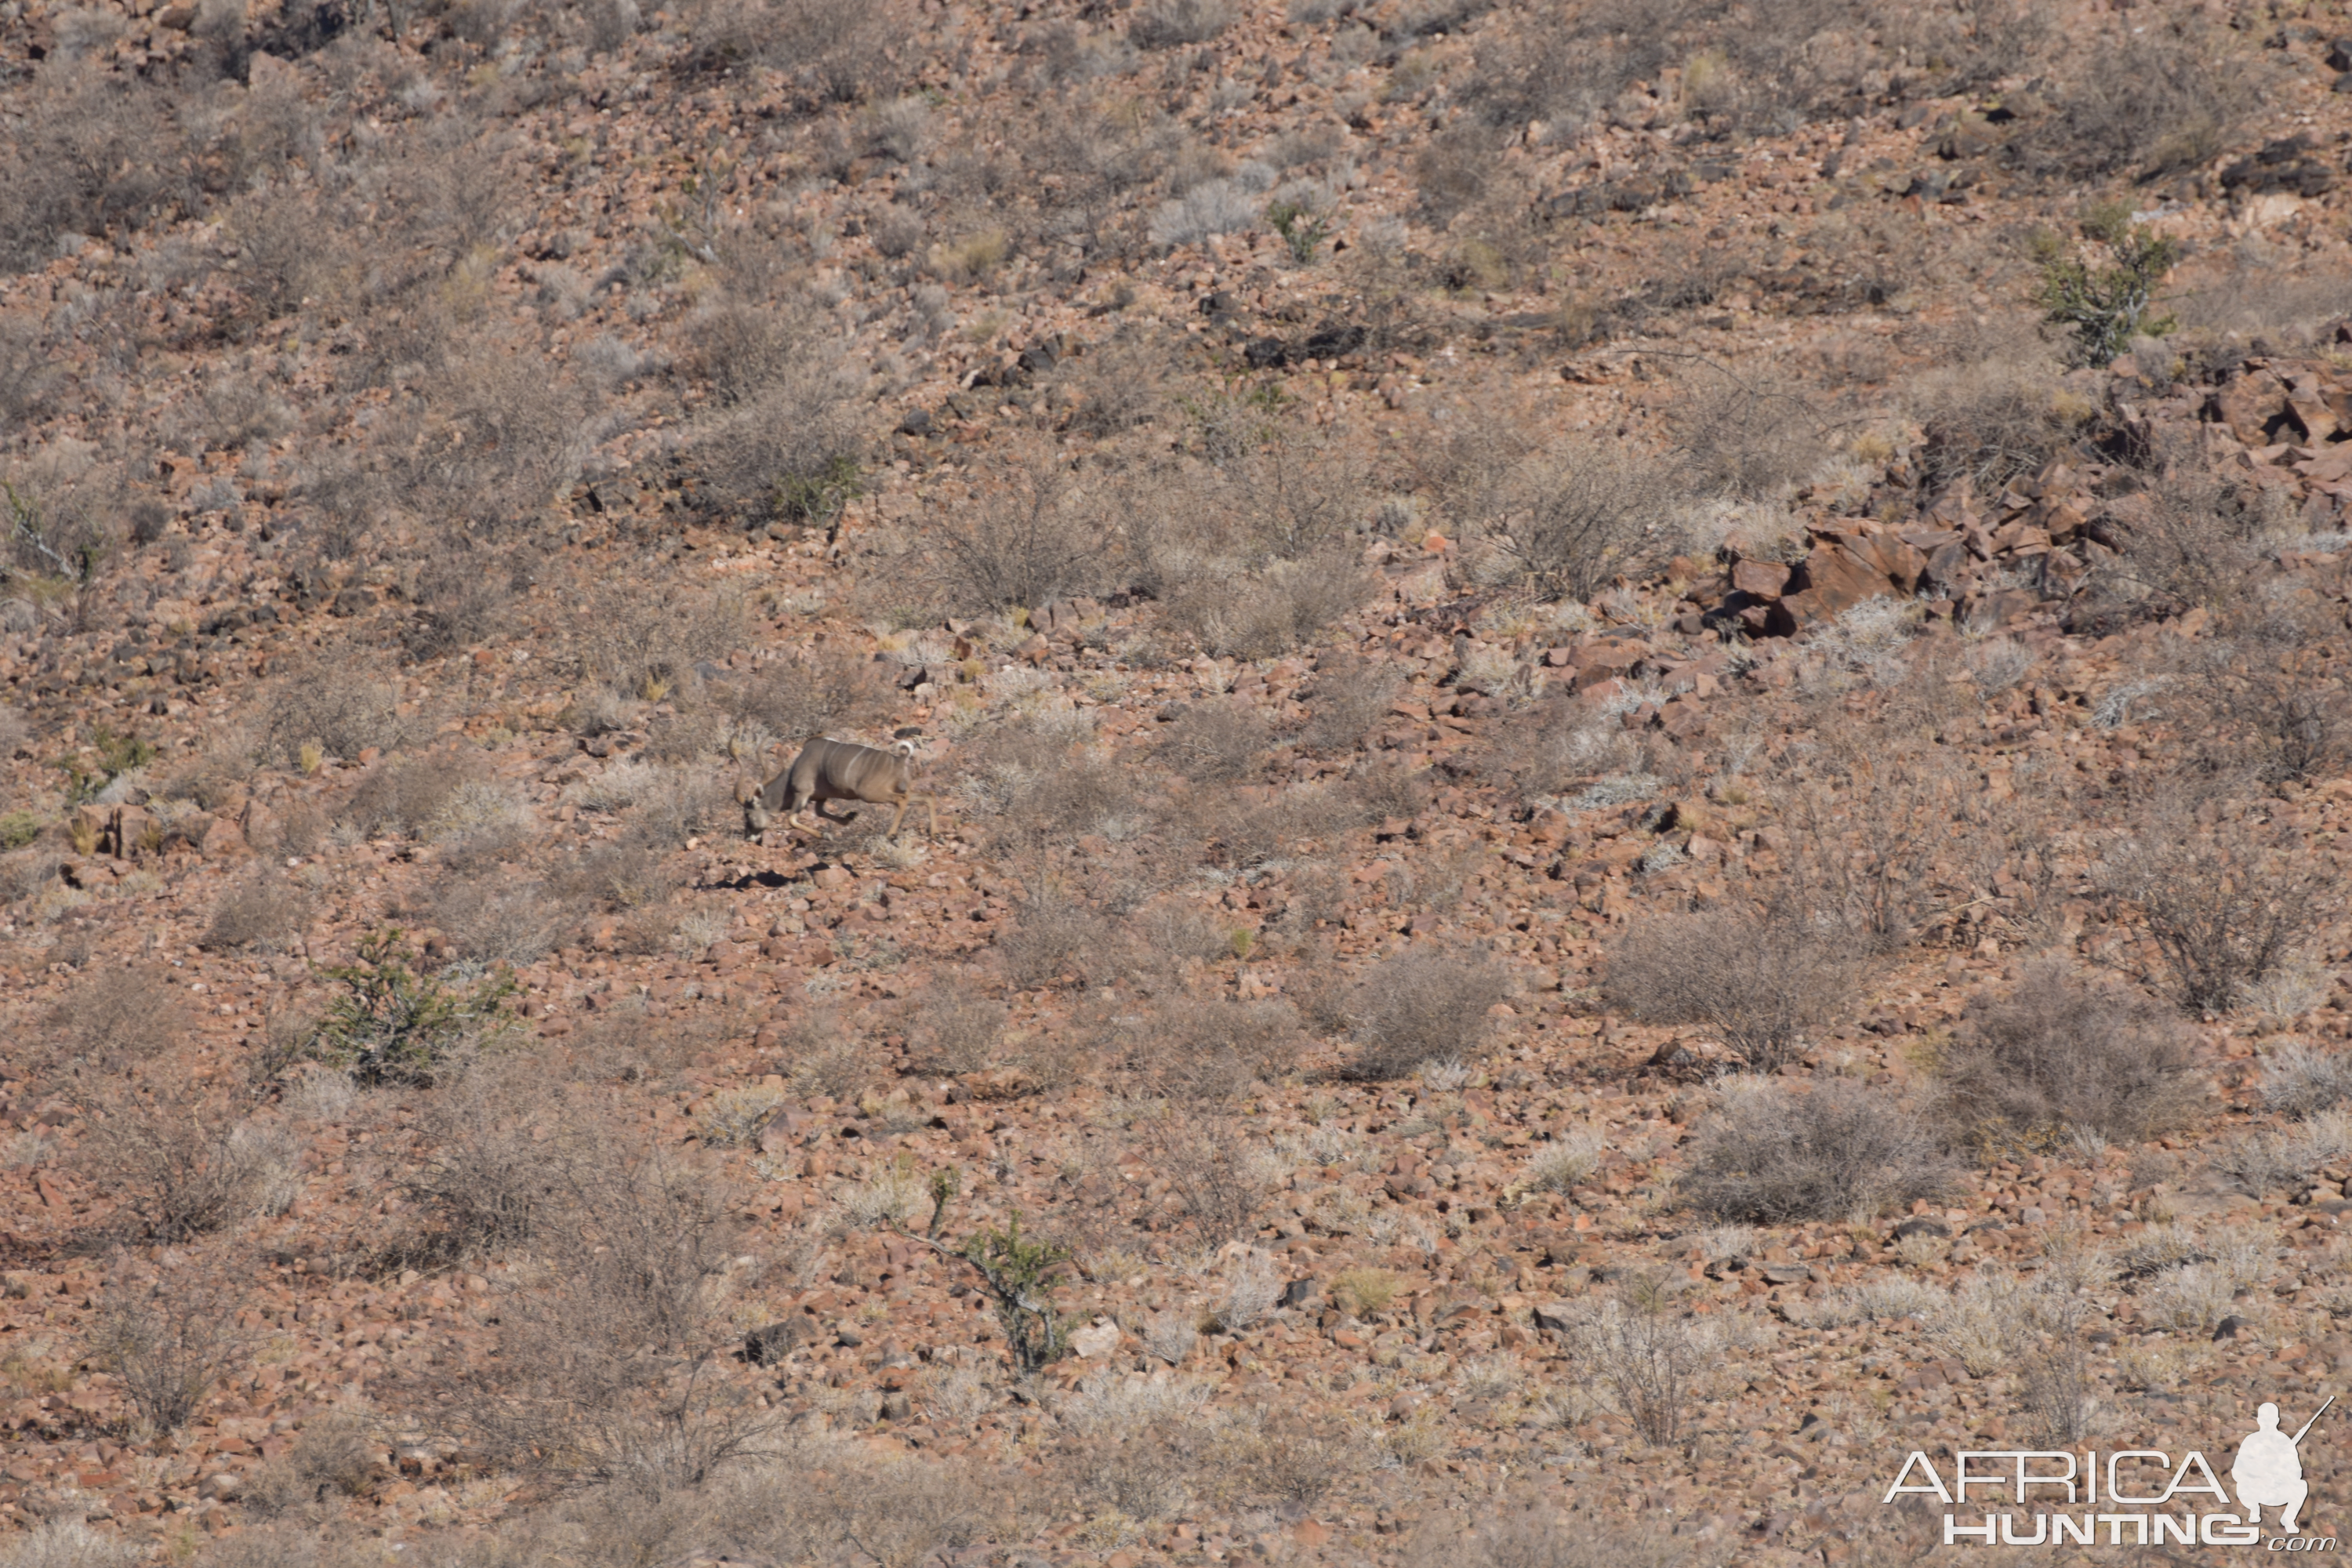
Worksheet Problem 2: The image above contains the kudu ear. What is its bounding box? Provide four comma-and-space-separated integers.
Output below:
895, 740, 916, 758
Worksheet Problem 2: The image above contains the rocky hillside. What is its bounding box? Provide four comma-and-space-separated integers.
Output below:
8, 0, 2352, 1565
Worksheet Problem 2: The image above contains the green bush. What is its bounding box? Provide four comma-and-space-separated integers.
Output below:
303, 929, 517, 1087
2034, 205, 2178, 366
958, 1211, 1072, 1374
0, 811, 39, 849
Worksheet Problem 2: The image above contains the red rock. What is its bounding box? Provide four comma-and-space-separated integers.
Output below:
1730, 558, 1791, 601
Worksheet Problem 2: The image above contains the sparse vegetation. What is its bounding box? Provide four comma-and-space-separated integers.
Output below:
0, 0, 2345, 1554
1683, 1079, 1952, 1224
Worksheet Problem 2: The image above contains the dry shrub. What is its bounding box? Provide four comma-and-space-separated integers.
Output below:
431, 1131, 762, 1493
47, 964, 186, 1074
400, 1063, 574, 1259
403, 547, 517, 661
1298, 652, 1399, 753
1134, 1109, 1271, 1243
685, 0, 900, 100
1424, 423, 1681, 602
89, 1256, 246, 1432
1787, 744, 1980, 952
1187, 782, 1352, 869
1338, 946, 1510, 1079
1131, 0, 1231, 47
1160, 701, 1270, 784
1458, 0, 2045, 148
1162, 554, 1373, 660
241, 1410, 383, 1517
673, 1448, 1031, 1568
688, 346, 864, 531
2109, 456, 2298, 615
340, 750, 484, 840
0, 62, 191, 274
2015, 14, 2254, 181
1139, 998, 1303, 1101
927, 463, 1118, 615
204, 871, 309, 953
258, 659, 410, 765
0, 1522, 141, 1568
904, 983, 1006, 1076
1908, 329, 2083, 494
2172, 612, 2352, 786
723, 645, 893, 749
996, 885, 1114, 989
1683, 1078, 1953, 1224
1668, 370, 1827, 500
393, 348, 591, 534
1940, 960, 2198, 1149
432, 875, 568, 965
979, 742, 1134, 855
567, 583, 748, 700
1410, 1492, 1687, 1568
555, 840, 686, 911
1606, 889, 1856, 1069
2097, 792, 2333, 1015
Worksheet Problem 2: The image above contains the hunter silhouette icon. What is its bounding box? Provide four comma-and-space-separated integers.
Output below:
2234, 1396, 2332, 1534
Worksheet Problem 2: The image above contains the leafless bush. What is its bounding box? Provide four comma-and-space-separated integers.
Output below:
1683, 1078, 1954, 1224
1408, 1494, 1687, 1568
905, 984, 1006, 1076
1339, 946, 1509, 1079
1162, 554, 1374, 660
2109, 456, 2294, 612
403, 549, 517, 662
1427, 426, 1681, 601
400, 1065, 572, 1259
89, 1258, 245, 1432
434, 1134, 762, 1493
1787, 745, 1977, 952
47, 964, 186, 1074
688, 352, 864, 530
1606, 892, 1857, 1070
980, 744, 1134, 856
996, 885, 1114, 990
568, 583, 748, 700
685, 0, 899, 100
204, 872, 310, 953
258, 659, 410, 764
0, 63, 191, 274
73, 1058, 278, 1243
1140, 998, 1303, 1101
1160, 701, 1270, 784
1136, 1111, 1272, 1243
2096, 797, 2332, 1014
1668, 373, 1827, 500
242, 1410, 383, 1516
1131, 0, 1232, 48
341, 750, 483, 840
1938, 959, 2198, 1148
392, 350, 590, 534
433, 876, 567, 966
724, 646, 892, 748
1910, 336, 2082, 493
2015, 16, 2254, 180
1346, 757, 1434, 823
1298, 653, 1399, 754
1551, 1278, 1700, 1447
927, 464, 1116, 615
0, 1521, 141, 1568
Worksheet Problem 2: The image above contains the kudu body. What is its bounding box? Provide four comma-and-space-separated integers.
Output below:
746, 738, 936, 839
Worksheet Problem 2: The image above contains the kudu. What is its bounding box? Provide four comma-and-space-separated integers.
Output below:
745, 737, 937, 840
